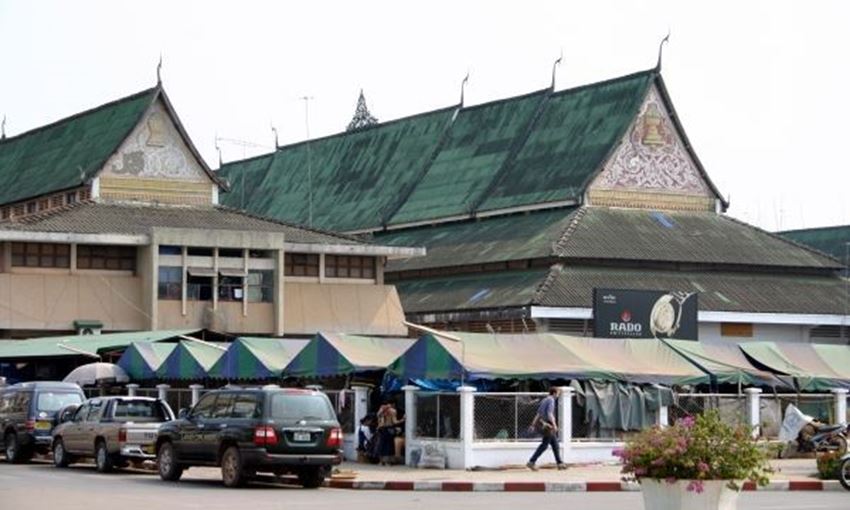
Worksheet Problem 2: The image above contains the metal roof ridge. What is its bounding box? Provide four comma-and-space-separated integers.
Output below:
779, 224, 850, 235
213, 204, 372, 245
550, 206, 589, 256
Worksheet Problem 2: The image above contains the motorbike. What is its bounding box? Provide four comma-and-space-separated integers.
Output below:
778, 404, 848, 456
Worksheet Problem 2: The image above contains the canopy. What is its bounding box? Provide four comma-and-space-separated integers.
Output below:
0, 329, 198, 360
155, 340, 227, 380
117, 342, 177, 380
387, 332, 709, 384
283, 333, 415, 378
662, 338, 783, 387
207, 337, 309, 380
63, 362, 129, 386
739, 341, 850, 391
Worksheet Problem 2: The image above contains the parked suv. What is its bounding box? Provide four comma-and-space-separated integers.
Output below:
0, 382, 85, 463
156, 387, 342, 488
52, 396, 174, 472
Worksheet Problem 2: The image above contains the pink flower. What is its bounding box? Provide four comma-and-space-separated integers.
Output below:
687, 480, 705, 493
634, 467, 647, 476
665, 477, 677, 485
697, 461, 709, 473
679, 416, 695, 428
612, 448, 625, 459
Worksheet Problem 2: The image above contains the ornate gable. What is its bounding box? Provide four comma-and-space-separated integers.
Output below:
588, 85, 717, 211
97, 98, 215, 206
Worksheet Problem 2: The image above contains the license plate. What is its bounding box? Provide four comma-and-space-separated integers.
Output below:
293, 432, 311, 442
143, 445, 155, 454
35, 421, 51, 430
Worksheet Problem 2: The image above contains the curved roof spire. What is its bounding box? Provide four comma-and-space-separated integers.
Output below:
346, 89, 379, 131
656, 30, 671, 71
551, 50, 563, 90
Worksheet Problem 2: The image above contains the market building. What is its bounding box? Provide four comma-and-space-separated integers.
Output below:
219, 67, 850, 344
0, 82, 420, 339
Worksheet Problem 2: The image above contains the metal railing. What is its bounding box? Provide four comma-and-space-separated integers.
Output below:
414, 392, 460, 440
473, 392, 545, 442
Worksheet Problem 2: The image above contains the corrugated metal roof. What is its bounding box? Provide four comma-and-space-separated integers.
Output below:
0, 89, 156, 206
780, 225, 850, 263
0, 329, 196, 360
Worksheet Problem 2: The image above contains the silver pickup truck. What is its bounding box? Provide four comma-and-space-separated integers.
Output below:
51, 396, 174, 472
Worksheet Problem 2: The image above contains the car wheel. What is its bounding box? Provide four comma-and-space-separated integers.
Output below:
220, 446, 246, 488
4, 432, 30, 464
839, 457, 850, 492
297, 466, 325, 489
95, 440, 113, 473
53, 438, 72, 468
157, 442, 183, 481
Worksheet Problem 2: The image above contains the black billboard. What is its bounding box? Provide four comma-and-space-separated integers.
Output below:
593, 288, 698, 340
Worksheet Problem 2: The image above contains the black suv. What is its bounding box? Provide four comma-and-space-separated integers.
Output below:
0, 381, 85, 463
155, 386, 342, 488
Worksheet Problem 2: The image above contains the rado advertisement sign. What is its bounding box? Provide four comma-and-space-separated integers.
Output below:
593, 288, 698, 340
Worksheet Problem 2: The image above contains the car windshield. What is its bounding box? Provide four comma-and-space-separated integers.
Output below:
37, 392, 83, 412
113, 400, 170, 422
270, 394, 335, 422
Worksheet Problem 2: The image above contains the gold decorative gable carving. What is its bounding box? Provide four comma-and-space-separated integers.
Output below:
589, 85, 715, 211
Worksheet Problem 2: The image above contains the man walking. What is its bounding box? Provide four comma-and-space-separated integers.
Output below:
527, 387, 566, 471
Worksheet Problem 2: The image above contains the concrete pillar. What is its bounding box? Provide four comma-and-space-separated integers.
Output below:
745, 388, 762, 438
832, 388, 848, 425
189, 384, 204, 406
402, 385, 418, 467
156, 383, 170, 402
654, 385, 669, 428
126, 383, 139, 397
353, 385, 370, 433
558, 387, 573, 461
457, 386, 476, 470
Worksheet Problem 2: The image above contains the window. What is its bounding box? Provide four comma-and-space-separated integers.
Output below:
325, 255, 375, 279
26, 202, 36, 214
187, 275, 214, 301
38, 199, 48, 211
112, 400, 169, 422
187, 247, 213, 257
1, 207, 9, 220
247, 270, 274, 303
720, 322, 753, 338
36, 392, 82, 412
284, 253, 318, 277
211, 393, 235, 419
11, 243, 70, 268
85, 400, 105, 422
158, 245, 182, 256
158, 266, 182, 300
231, 393, 261, 419
72, 404, 89, 423
76, 245, 136, 271
218, 276, 244, 302
12, 204, 24, 217
190, 393, 217, 420
270, 394, 335, 421
219, 248, 243, 258
65, 191, 77, 204
249, 249, 272, 259
51, 195, 64, 208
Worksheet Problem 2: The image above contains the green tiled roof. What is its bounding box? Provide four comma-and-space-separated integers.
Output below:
380, 208, 577, 272
477, 71, 653, 212
0, 88, 157, 206
389, 90, 548, 224
219, 107, 456, 232
780, 225, 850, 263
219, 70, 664, 232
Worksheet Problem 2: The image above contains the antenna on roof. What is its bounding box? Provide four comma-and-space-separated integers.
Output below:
300, 95, 315, 228
156, 54, 163, 84
551, 50, 563, 90
271, 124, 279, 149
1, 115, 5, 140
656, 30, 671, 71
459, 71, 470, 107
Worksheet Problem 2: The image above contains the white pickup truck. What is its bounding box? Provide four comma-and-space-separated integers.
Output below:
51, 396, 174, 472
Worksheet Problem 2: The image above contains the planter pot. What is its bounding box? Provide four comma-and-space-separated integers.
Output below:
640, 479, 742, 510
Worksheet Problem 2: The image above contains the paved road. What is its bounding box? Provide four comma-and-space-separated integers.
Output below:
1, 462, 848, 510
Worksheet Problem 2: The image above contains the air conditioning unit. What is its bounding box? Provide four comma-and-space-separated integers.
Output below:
73, 320, 103, 335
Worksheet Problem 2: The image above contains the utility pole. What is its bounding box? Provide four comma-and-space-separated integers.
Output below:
301, 96, 315, 228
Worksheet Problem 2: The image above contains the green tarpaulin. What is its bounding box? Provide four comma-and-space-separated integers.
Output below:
0, 330, 198, 360
662, 338, 782, 387
388, 332, 710, 385
155, 340, 227, 380
283, 333, 415, 378
207, 337, 309, 380
739, 342, 850, 391
117, 342, 177, 380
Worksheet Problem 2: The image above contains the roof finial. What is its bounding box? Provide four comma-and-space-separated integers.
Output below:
656, 30, 671, 71
214, 134, 223, 167
271, 124, 279, 149
551, 50, 563, 90
156, 54, 163, 85
459, 71, 470, 107
1, 115, 5, 140
346, 89, 379, 131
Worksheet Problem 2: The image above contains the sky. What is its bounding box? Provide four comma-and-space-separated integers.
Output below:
1, 0, 848, 232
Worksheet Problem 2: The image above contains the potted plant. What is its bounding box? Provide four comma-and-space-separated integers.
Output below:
615, 411, 772, 510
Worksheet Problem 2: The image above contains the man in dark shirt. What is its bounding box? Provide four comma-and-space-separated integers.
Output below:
527, 387, 566, 471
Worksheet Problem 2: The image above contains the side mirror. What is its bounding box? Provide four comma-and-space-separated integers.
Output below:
178, 408, 189, 420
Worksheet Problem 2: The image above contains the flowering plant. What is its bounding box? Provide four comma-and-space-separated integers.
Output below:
615, 411, 772, 492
